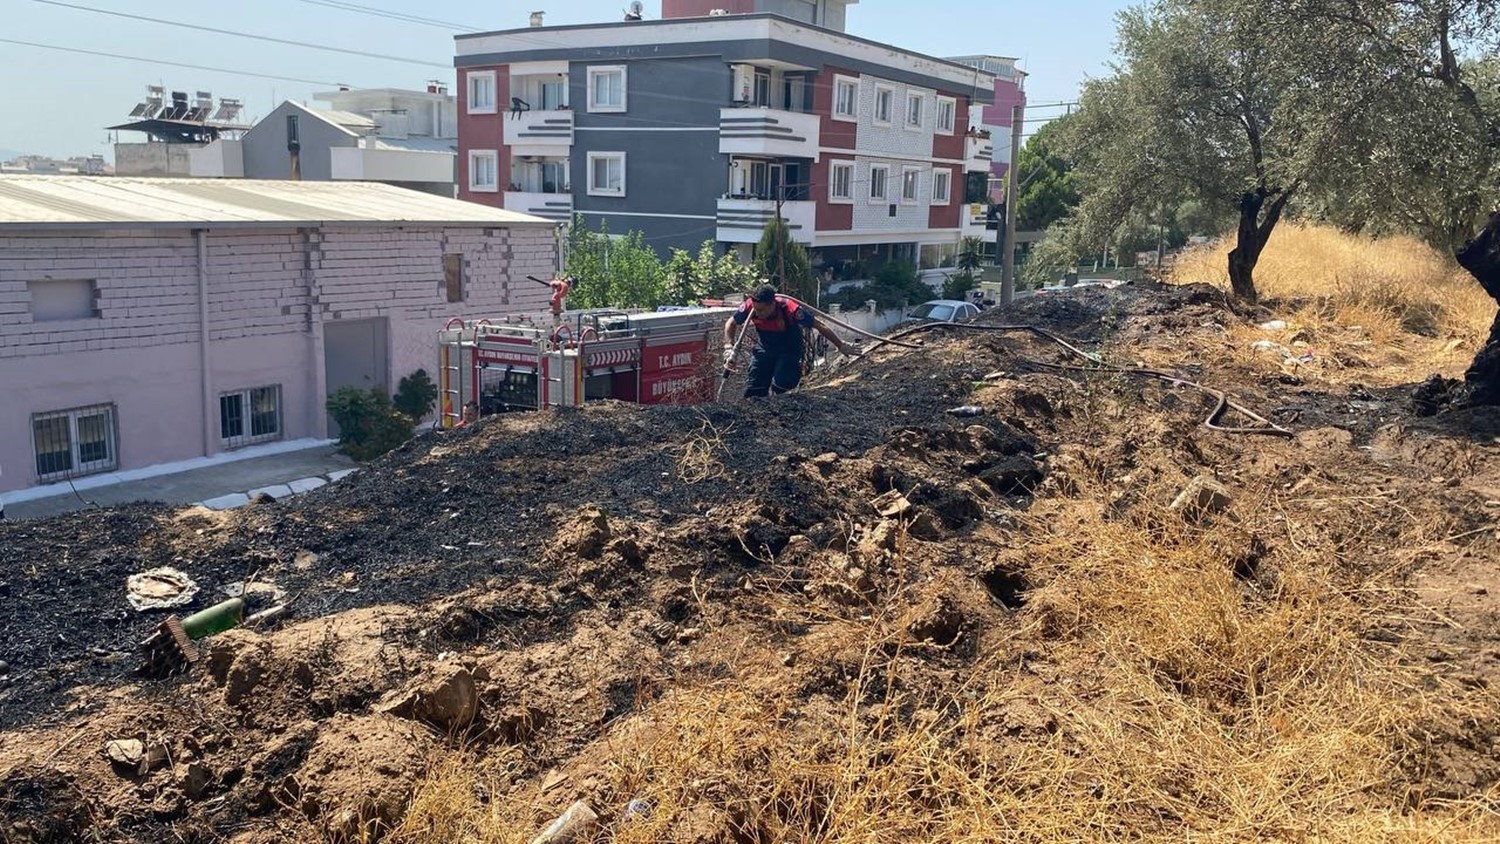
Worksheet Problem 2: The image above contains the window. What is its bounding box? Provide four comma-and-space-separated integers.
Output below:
28, 279, 97, 322
469, 150, 498, 192
873, 85, 894, 125
444, 254, 465, 303
467, 71, 496, 114
906, 92, 924, 129
32, 404, 117, 481
932, 168, 952, 204
753, 68, 772, 107
220, 386, 281, 448
588, 152, 625, 196
833, 76, 857, 120
587, 66, 626, 112
902, 167, 921, 202
828, 160, 854, 202
936, 96, 957, 134
868, 164, 889, 201
540, 79, 566, 110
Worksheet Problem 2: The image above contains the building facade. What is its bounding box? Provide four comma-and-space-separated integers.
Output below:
0, 176, 555, 497
189, 87, 460, 196
454, 6, 996, 274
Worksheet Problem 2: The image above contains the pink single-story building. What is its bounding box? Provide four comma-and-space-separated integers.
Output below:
0, 175, 556, 496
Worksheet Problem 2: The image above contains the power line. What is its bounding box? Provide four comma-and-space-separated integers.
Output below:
29, 0, 449, 68
0, 37, 352, 87
298, 0, 478, 31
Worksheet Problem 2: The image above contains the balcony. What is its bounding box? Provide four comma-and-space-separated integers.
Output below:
505, 191, 573, 223
715, 198, 815, 245
719, 107, 820, 161
965, 133, 994, 173
503, 109, 574, 157
329, 146, 454, 184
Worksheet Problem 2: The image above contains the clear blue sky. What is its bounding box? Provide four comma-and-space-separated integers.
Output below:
0, 0, 1131, 160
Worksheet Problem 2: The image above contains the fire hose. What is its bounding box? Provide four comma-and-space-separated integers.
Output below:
829, 320, 1294, 438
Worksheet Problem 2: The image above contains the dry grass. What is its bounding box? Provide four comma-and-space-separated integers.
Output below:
1169, 224, 1495, 385
386, 476, 1500, 843
1170, 223, 1493, 343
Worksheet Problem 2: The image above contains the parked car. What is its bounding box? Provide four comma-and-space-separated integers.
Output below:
907, 299, 981, 323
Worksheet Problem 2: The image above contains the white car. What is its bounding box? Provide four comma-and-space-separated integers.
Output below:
908, 299, 981, 323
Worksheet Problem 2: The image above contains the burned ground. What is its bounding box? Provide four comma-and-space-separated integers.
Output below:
1, 282, 1496, 843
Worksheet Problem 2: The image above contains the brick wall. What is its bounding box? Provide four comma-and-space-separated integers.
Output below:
0, 222, 557, 493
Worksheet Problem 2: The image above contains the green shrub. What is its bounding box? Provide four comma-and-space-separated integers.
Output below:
393, 369, 439, 421
326, 387, 415, 461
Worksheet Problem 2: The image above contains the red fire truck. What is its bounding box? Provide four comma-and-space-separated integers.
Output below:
436, 306, 736, 427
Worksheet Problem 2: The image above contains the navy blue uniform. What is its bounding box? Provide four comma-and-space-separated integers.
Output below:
731, 295, 814, 398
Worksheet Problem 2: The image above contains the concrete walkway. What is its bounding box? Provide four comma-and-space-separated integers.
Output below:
4, 445, 357, 520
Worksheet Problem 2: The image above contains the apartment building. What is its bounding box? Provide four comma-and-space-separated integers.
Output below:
454, 1, 997, 273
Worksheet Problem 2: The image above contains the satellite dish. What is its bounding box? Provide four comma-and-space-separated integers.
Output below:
625, 0, 644, 19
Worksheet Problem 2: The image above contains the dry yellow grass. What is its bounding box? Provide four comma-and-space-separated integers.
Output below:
385, 478, 1500, 843
1170, 223, 1494, 343
1169, 224, 1495, 385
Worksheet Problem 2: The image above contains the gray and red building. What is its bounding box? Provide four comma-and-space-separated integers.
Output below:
454, 0, 1000, 272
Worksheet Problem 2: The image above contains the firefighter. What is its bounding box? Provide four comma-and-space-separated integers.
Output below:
723, 283, 857, 398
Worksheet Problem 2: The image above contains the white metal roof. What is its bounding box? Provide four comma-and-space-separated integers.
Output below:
0, 175, 552, 229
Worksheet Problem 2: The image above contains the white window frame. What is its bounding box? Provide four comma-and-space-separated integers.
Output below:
936, 96, 957, 134
905, 92, 924, 131
832, 75, 858, 122
220, 385, 282, 449
468, 150, 498, 192
901, 166, 922, 203
828, 160, 855, 203
587, 151, 626, 197
868, 163, 889, 202
587, 65, 627, 113
931, 167, 952, 204
466, 70, 496, 115
873, 84, 894, 126
31, 403, 118, 482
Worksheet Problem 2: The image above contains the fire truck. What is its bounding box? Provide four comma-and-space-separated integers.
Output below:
436, 305, 736, 427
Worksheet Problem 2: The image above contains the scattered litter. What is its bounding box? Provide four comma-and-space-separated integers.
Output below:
138, 598, 246, 676
1259, 319, 1288, 330
126, 567, 199, 611
946, 405, 984, 417
869, 490, 912, 518
530, 800, 599, 844
1169, 475, 1233, 520
622, 798, 653, 821
1250, 339, 1284, 353
221, 580, 287, 606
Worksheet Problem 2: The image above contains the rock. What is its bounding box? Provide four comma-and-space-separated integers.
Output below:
569, 505, 612, 557
1259, 319, 1287, 330
1170, 475, 1232, 520
811, 452, 839, 476
381, 664, 480, 732
859, 520, 901, 556
0, 659, 9, 675
177, 762, 213, 799
530, 800, 600, 844
907, 509, 945, 541
869, 490, 912, 518
105, 739, 145, 768
608, 536, 646, 565
977, 454, 1043, 495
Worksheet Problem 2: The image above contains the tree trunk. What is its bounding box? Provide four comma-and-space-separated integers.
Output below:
1226, 193, 1266, 303
1459, 211, 1500, 405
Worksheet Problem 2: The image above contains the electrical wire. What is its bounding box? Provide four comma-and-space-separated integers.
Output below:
0, 37, 352, 87
28, 0, 450, 68
297, 0, 479, 31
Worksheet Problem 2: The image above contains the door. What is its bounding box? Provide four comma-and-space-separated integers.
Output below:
323, 318, 389, 436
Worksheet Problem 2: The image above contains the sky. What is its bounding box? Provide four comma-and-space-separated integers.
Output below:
0, 0, 1132, 161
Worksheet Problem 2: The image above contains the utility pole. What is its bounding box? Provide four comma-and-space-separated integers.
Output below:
1000, 102, 1023, 304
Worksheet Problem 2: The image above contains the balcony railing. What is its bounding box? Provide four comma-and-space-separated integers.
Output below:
715, 197, 815, 245
719, 107, 820, 160
505, 191, 573, 222
503, 109, 574, 155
